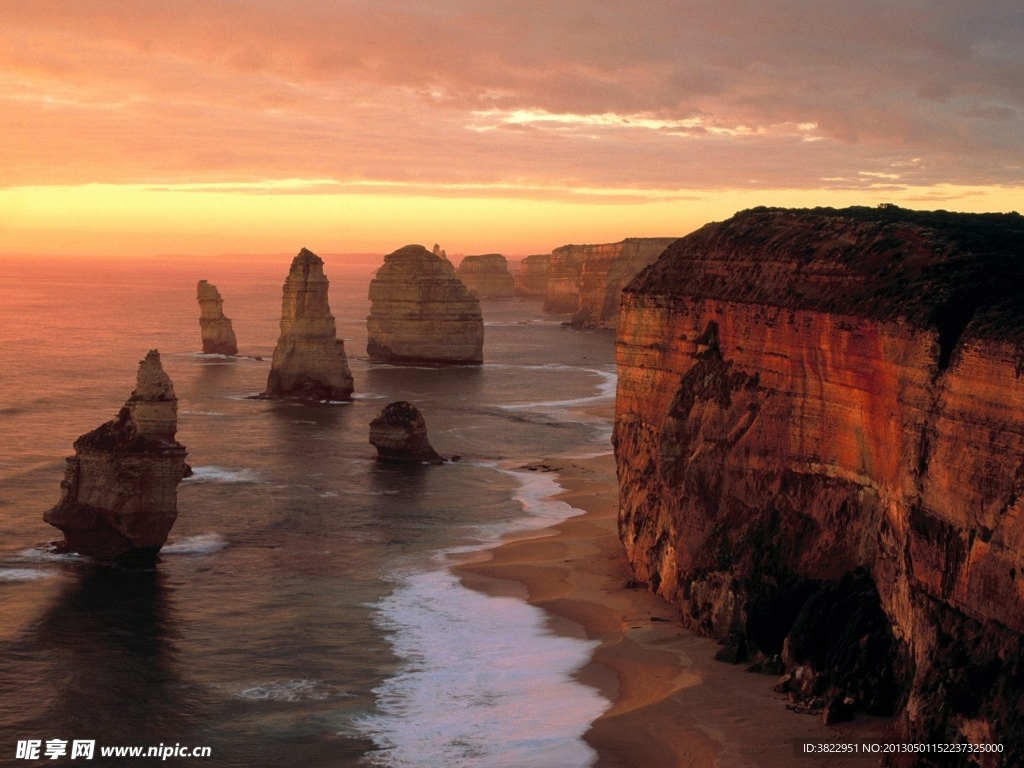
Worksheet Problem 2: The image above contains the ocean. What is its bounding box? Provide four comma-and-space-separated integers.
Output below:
0, 255, 616, 766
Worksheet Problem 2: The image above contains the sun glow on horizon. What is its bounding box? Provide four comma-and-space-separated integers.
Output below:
1, 181, 1022, 259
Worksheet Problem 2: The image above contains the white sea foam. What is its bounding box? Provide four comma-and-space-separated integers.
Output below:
0, 568, 56, 582
180, 410, 228, 416
184, 466, 261, 483
161, 534, 227, 555
500, 368, 616, 410
17, 546, 85, 563
355, 468, 608, 768
227, 679, 348, 702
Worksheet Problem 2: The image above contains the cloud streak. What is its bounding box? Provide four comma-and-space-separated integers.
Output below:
0, 0, 1021, 196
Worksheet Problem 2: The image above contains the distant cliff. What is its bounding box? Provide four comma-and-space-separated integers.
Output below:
613, 206, 1024, 763
514, 254, 550, 297
456, 254, 515, 298
544, 238, 677, 328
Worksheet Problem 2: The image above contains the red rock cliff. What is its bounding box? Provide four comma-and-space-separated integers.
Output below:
614, 206, 1024, 764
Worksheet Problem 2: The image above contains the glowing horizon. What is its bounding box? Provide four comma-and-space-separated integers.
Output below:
2, 1, 1021, 258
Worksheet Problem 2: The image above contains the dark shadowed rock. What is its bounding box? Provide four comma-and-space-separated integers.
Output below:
369, 401, 444, 464
44, 350, 187, 561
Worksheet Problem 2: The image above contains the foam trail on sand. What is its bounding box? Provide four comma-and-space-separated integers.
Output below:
355, 469, 608, 768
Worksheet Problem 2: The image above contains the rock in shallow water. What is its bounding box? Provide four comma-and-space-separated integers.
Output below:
263, 248, 354, 400
369, 401, 444, 464
44, 350, 187, 561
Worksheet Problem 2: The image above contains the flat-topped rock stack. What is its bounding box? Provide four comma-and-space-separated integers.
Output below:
455, 254, 515, 298
545, 237, 677, 328
513, 254, 550, 297
44, 350, 187, 561
263, 248, 354, 400
369, 401, 444, 464
196, 280, 238, 355
367, 244, 484, 364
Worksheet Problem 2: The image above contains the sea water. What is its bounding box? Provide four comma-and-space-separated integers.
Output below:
0, 255, 615, 766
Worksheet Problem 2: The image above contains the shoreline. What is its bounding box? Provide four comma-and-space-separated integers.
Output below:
454, 439, 892, 767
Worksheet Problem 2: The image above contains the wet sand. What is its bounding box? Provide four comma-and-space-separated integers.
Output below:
454, 449, 891, 767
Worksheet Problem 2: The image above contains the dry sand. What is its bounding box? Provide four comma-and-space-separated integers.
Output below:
453, 448, 892, 768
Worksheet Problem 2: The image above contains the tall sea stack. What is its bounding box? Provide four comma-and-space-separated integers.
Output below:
263, 248, 354, 400
367, 244, 484, 364
196, 280, 238, 355
614, 206, 1024, 759
44, 350, 187, 560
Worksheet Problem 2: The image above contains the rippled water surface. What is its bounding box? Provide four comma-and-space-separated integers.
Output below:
0, 255, 616, 766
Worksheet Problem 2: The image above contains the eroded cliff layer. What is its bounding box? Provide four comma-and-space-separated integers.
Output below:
197, 280, 238, 355
44, 350, 187, 560
455, 254, 515, 298
367, 245, 484, 364
545, 238, 677, 327
264, 248, 354, 400
514, 254, 550, 297
614, 206, 1024, 762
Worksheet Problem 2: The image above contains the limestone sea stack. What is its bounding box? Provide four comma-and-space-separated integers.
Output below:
196, 280, 238, 355
369, 401, 444, 464
367, 245, 484, 364
545, 237, 677, 328
455, 254, 515, 298
44, 350, 187, 561
513, 254, 550, 297
263, 248, 354, 400
614, 206, 1024, 757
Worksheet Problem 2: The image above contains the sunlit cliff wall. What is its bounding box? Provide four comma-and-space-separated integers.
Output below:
613, 207, 1024, 763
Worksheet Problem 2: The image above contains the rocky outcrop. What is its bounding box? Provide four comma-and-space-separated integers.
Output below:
44, 350, 187, 561
263, 248, 354, 400
369, 401, 444, 464
514, 254, 550, 297
367, 245, 484, 364
545, 238, 677, 327
614, 206, 1024, 763
196, 280, 238, 355
455, 254, 515, 298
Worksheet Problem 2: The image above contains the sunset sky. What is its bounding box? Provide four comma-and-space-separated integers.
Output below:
2, 0, 1022, 257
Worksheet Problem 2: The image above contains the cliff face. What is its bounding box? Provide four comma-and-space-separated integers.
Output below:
514, 254, 550, 297
44, 350, 187, 560
545, 238, 677, 327
614, 207, 1024, 761
196, 280, 238, 355
367, 244, 484, 364
455, 254, 515, 298
264, 248, 354, 400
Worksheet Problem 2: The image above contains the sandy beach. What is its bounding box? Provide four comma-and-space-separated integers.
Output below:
454, 441, 893, 767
